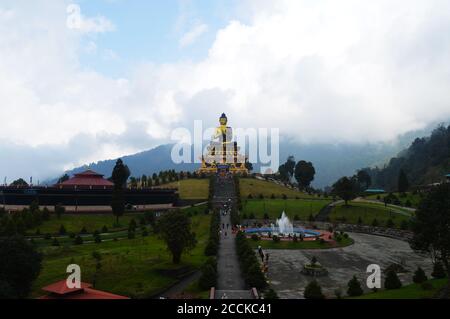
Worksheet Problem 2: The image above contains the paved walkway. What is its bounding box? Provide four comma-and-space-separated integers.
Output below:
213, 175, 253, 299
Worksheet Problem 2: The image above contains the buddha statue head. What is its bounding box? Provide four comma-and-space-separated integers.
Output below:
219, 113, 228, 126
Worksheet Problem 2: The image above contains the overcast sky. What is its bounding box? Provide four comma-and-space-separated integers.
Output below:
1, 0, 450, 182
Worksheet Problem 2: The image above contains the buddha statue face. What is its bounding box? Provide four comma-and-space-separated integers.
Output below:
219, 113, 228, 126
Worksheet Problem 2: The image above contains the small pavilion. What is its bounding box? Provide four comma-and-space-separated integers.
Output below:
56, 170, 114, 190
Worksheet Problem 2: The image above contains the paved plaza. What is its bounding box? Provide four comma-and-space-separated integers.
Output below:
264, 232, 433, 298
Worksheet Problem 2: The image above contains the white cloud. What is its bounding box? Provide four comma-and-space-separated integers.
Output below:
179, 23, 208, 47
66, 3, 115, 34
1, 0, 450, 181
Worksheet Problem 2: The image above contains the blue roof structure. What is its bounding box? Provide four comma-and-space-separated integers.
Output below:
364, 188, 386, 193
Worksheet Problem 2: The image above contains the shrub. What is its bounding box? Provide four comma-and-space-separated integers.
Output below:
80, 226, 88, 234
347, 276, 363, 297
405, 199, 412, 207
259, 194, 264, 199
94, 234, 102, 244
247, 194, 253, 199
384, 270, 402, 290
271, 194, 275, 199
371, 218, 379, 227
198, 258, 217, 290
73, 235, 83, 245
129, 219, 137, 232
251, 234, 260, 241
263, 289, 279, 299
59, 225, 66, 235
272, 235, 280, 243
101, 225, 108, 233
235, 232, 267, 290
385, 219, 395, 228
304, 280, 324, 299
431, 262, 446, 279
413, 267, 427, 284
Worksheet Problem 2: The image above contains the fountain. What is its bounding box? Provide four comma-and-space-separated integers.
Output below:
244, 211, 321, 238
271, 211, 294, 235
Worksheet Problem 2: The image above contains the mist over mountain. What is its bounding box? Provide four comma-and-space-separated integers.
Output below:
363, 124, 450, 191
47, 123, 441, 189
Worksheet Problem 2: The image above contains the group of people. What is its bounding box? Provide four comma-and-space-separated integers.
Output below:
220, 222, 230, 237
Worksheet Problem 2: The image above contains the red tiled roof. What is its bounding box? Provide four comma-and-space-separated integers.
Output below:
40, 280, 129, 300
42, 280, 91, 295
57, 170, 114, 187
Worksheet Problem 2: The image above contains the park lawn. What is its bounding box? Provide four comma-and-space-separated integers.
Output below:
241, 199, 331, 220
366, 192, 423, 208
351, 200, 414, 216
248, 237, 353, 250
27, 213, 141, 235
183, 280, 211, 299
354, 278, 448, 299
31, 211, 211, 299
329, 202, 411, 228
239, 178, 320, 199
162, 178, 209, 199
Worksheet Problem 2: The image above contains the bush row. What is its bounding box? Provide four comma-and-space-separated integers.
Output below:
235, 231, 267, 289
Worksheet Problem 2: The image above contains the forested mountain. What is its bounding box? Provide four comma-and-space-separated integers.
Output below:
362, 125, 450, 191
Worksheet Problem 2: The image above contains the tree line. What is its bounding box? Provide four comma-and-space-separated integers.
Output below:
361, 124, 450, 191
276, 156, 316, 190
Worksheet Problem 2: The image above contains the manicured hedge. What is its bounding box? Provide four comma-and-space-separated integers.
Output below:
204, 210, 220, 256
235, 231, 267, 289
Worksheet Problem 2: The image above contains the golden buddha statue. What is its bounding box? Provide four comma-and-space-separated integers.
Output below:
198, 113, 248, 175
212, 113, 233, 144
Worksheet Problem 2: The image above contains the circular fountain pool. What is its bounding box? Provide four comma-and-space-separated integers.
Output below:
244, 212, 321, 238
244, 227, 321, 238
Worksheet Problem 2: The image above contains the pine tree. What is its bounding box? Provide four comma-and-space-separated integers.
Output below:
304, 280, 324, 299
412, 267, 427, 284
347, 275, 363, 296
384, 270, 402, 289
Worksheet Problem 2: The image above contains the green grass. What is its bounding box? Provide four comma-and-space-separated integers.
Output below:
27, 213, 141, 235
182, 280, 211, 299
354, 278, 448, 299
242, 199, 331, 220
248, 237, 353, 250
240, 178, 320, 199
329, 202, 412, 228
162, 179, 209, 199
31, 207, 211, 299
366, 192, 423, 208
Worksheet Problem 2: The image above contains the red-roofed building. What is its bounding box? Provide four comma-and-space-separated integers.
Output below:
39, 280, 129, 299
56, 170, 114, 190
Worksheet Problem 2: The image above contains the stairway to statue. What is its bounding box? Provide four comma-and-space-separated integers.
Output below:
212, 175, 254, 299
